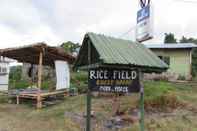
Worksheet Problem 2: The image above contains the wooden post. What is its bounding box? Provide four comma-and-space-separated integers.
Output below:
16, 95, 20, 105
37, 51, 43, 109
86, 40, 92, 131
189, 50, 192, 80
38, 51, 43, 89
37, 96, 42, 109
139, 70, 145, 131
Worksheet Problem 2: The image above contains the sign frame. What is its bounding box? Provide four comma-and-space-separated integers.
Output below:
88, 68, 140, 93
136, 4, 153, 42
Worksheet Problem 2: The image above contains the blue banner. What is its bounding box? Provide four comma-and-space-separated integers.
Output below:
137, 5, 150, 23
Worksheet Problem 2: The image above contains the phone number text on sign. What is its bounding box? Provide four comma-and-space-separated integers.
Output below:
88, 68, 140, 93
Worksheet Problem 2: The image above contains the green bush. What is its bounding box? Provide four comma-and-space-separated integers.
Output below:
144, 92, 182, 111
143, 81, 182, 110
177, 75, 186, 81
144, 81, 175, 101
70, 71, 88, 93
41, 80, 55, 90
9, 80, 54, 90
0, 94, 8, 103
71, 71, 88, 82
9, 79, 30, 89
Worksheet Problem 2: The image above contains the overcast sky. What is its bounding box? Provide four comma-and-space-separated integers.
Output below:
0, 0, 197, 48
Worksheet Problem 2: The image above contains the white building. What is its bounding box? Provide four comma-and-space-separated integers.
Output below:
0, 59, 9, 91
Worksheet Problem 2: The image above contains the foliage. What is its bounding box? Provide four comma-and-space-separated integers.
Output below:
9, 79, 30, 89
143, 81, 182, 111
61, 41, 80, 54
177, 75, 186, 80
41, 80, 55, 90
0, 94, 8, 103
144, 81, 175, 99
9, 65, 28, 89
164, 33, 177, 43
70, 71, 88, 93
9, 66, 22, 81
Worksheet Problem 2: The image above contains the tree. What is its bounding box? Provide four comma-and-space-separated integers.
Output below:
164, 33, 177, 43
61, 41, 80, 54
180, 36, 188, 43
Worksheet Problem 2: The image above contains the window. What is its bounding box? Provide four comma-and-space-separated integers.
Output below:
0, 67, 7, 74
158, 56, 170, 65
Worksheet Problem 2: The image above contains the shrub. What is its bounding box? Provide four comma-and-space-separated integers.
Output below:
9, 79, 30, 89
70, 71, 88, 93
71, 71, 88, 82
143, 81, 183, 111
144, 93, 183, 111
41, 80, 55, 90
177, 75, 186, 81
0, 94, 8, 103
144, 81, 175, 99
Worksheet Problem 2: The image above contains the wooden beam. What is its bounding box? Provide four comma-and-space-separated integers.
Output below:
38, 51, 43, 89
37, 51, 43, 109
189, 49, 192, 80
16, 95, 20, 105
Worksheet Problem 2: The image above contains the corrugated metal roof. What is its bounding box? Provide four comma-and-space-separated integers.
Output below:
145, 43, 197, 49
74, 32, 168, 72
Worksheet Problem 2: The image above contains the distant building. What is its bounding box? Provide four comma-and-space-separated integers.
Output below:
145, 43, 197, 80
0, 58, 10, 91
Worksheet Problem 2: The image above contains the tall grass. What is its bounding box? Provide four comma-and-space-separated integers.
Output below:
144, 81, 184, 111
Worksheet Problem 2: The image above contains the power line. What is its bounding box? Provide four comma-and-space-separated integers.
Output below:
173, 0, 197, 3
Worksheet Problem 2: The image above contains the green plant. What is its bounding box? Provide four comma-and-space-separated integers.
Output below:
144, 81, 175, 99
143, 81, 183, 111
70, 71, 88, 93
41, 80, 55, 90
177, 75, 186, 80
9, 79, 30, 89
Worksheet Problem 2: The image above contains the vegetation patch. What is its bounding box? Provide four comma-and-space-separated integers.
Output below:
144, 81, 186, 112
70, 71, 88, 93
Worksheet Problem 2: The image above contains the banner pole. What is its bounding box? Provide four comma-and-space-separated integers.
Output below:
139, 70, 145, 131
86, 40, 91, 131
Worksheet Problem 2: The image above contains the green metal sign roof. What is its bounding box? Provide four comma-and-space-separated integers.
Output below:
74, 32, 168, 72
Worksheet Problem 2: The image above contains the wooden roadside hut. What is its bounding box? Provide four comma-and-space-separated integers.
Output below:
0, 42, 75, 108
74, 32, 168, 131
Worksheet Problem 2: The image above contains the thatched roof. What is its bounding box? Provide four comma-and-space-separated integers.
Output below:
0, 42, 75, 66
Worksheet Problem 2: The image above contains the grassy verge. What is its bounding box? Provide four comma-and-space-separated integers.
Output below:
0, 80, 197, 131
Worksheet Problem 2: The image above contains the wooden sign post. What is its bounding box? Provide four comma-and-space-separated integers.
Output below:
139, 71, 144, 131
86, 40, 92, 131
86, 68, 143, 131
85, 41, 144, 131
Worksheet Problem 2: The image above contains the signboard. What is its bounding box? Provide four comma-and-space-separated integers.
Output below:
88, 68, 140, 93
136, 5, 153, 42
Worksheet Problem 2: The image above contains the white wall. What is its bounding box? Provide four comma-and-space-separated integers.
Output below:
0, 62, 9, 91
55, 60, 70, 90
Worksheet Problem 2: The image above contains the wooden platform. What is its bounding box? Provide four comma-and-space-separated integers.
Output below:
9, 89, 68, 109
